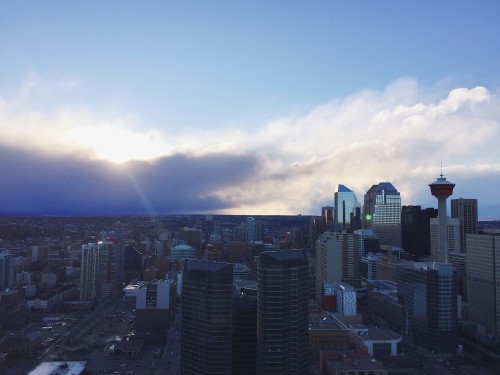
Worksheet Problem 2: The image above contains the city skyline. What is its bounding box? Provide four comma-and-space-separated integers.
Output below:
1, 2, 500, 218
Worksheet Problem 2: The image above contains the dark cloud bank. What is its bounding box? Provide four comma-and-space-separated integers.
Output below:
0, 146, 259, 215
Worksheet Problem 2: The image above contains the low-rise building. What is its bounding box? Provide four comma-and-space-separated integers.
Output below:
350, 324, 402, 357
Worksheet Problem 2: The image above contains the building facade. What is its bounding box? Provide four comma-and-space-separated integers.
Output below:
398, 262, 457, 353
257, 250, 309, 375
401, 205, 438, 260
334, 184, 361, 232
0, 251, 14, 291
80, 244, 101, 302
466, 231, 500, 340
363, 182, 402, 247
181, 260, 233, 374
430, 217, 460, 262
451, 198, 478, 253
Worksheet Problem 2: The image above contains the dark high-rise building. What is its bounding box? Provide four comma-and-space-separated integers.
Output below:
401, 205, 438, 260
181, 260, 233, 374
451, 198, 478, 253
466, 232, 500, 341
322, 206, 334, 231
308, 216, 324, 255
398, 262, 457, 353
363, 182, 402, 246
257, 250, 309, 374
232, 297, 257, 375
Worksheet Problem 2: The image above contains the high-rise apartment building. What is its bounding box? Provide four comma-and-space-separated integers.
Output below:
257, 250, 309, 375
363, 182, 402, 247
0, 251, 14, 291
315, 231, 361, 301
315, 233, 342, 301
466, 231, 500, 340
181, 260, 233, 375
97, 232, 125, 298
451, 198, 478, 253
401, 205, 438, 260
246, 217, 264, 242
398, 262, 457, 353
80, 243, 100, 302
334, 184, 360, 232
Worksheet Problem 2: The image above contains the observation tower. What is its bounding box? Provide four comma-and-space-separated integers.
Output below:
429, 172, 455, 263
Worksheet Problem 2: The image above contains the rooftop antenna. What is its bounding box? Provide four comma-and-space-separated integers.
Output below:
440, 161, 443, 178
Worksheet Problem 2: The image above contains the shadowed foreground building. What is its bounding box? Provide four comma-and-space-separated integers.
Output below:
398, 262, 457, 353
257, 250, 309, 375
181, 260, 233, 374
466, 231, 500, 341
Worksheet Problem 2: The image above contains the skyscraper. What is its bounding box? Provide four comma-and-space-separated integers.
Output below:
334, 184, 360, 232
181, 259, 233, 375
0, 251, 14, 291
451, 198, 478, 253
308, 216, 325, 254
321, 206, 334, 231
257, 250, 309, 374
466, 231, 500, 341
80, 243, 100, 302
246, 217, 263, 242
363, 182, 402, 246
98, 238, 123, 299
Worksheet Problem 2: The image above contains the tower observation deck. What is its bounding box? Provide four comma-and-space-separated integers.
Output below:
429, 173, 455, 263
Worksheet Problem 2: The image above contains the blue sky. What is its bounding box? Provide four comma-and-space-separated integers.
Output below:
1, 1, 500, 218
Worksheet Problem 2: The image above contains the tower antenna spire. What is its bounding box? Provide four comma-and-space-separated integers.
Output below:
440, 161, 443, 178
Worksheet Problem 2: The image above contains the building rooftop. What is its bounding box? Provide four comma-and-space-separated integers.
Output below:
350, 325, 402, 342
27, 361, 87, 375
367, 182, 398, 194
261, 249, 307, 263
185, 259, 232, 273
338, 184, 353, 193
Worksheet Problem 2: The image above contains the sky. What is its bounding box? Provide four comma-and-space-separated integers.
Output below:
1, 1, 500, 218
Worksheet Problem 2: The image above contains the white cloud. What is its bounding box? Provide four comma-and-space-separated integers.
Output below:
1, 76, 499, 216
212, 78, 500, 215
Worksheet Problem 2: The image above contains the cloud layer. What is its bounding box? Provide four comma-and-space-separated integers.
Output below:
1, 77, 499, 218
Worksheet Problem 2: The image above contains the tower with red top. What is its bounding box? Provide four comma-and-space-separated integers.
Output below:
429, 172, 455, 263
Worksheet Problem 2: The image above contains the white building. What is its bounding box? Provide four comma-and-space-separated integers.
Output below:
135, 278, 174, 310
350, 324, 402, 356
334, 282, 357, 316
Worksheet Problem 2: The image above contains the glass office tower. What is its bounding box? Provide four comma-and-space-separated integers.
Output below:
363, 182, 402, 247
334, 184, 361, 232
